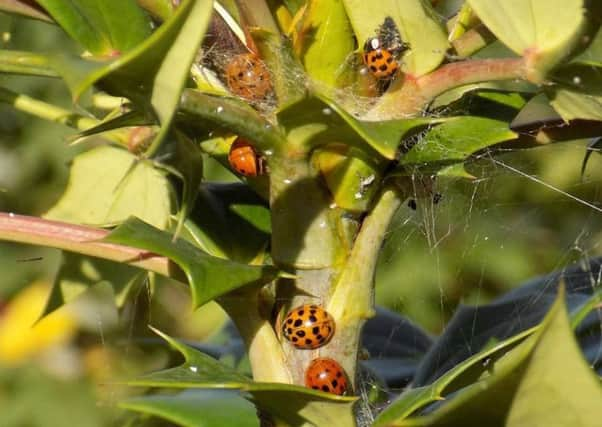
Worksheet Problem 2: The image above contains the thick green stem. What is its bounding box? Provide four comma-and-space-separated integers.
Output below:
0, 212, 175, 278
327, 188, 402, 384
220, 292, 292, 384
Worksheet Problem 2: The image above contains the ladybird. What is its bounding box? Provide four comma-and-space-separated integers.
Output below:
228, 138, 264, 177
362, 16, 409, 80
305, 357, 348, 395
282, 304, 335, 349
225, 53, 272, 102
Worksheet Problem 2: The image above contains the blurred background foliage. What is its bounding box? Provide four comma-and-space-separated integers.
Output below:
1, 12, 602, 427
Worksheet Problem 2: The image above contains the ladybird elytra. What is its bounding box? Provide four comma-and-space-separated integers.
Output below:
228, 138, 263, 177
362, 16, 408, 80
305, 357, 348, 395
225, 53, 272, 102
282, 304, 335, 349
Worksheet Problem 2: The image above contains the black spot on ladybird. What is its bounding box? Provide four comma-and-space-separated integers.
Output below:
312, 326, 320, 334
322, 385, 330, 392
305, 339, 313, 345
292, 336, 298, 342
375, 52, 383, 59
386, 57, 393, 63
294, 319, 302, 327
287, 328, 293, 334
296, 330, 306, 337
336, 372, 342, 378
379, 64, 388, 71
298, 310, 304, 316
317, 334, 324, 341
309, 315, 317, 322
287, 319, 293, 324
332, 380, 338, 388
370, 65, 377, 72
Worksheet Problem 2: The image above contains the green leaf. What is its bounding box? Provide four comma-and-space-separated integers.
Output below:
373, 326, 537, 425
299, 0, 355, 88
384, 286, 602, 426
278, 95, 442, 159
179, 89, 287, 152
125, 328, 357, 427
44, 146, 172, 229
182, 183, 271, 263
36, 0, 152, 55
43, 252, 146, 317
400, 117, 518, 167
103, 217, 279, 308
548, 88, 602, 122
467, 0, 586, 81
121, 390, 260, 427
342, 0, 448, 76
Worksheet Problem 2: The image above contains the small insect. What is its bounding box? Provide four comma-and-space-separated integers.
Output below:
362, 16, 409, 80
228, 138, 265, 177
225, 53, 272, 102
282, 304, 335, 349
305, 357, 348, 395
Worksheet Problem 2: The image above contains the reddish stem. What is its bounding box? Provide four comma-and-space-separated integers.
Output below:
365, 58, 527, 119
0, 212, 172, 276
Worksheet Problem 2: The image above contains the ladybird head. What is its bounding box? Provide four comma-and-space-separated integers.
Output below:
363, 37, 381, 53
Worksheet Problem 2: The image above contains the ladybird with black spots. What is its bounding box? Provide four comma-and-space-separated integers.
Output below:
282, 304, 335, 349
228, 138, 265, 177
305, 357, 348, 395
362, 16, 409, 80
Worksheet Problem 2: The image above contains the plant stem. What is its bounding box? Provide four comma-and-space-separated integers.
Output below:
0, 50, 58, 77
220, 291, 292, 384
364, 58, 527, 120
0, 87, 98, 130
327, 188, 403, 384
451, 25, 496, 58
0, 212, 175, 278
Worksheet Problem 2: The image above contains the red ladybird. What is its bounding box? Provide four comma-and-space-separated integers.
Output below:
228, 138, 265, 177
305, 358, 348, 395
282, 304, 335, 349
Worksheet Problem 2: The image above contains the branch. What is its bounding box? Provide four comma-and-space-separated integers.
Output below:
364, 58, 527, 120
326, 188, 403, 383
0, 212, 177, 279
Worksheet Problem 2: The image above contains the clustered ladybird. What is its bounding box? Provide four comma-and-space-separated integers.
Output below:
305, 357, 348, 395
362, 16, 409, 80
282, 304, 335, 349
228, 138, 265, 177
225, 53, 272, 102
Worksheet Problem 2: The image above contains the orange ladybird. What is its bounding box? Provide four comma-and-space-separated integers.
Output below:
228, 138, 264, 177
225, 53, 272, 102
362, 16, 409, 80
305, 357, 348, 395
282, 304, 335, 349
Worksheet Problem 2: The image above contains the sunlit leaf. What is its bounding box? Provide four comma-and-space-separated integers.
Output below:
36, 0, 152, 55
467, 0, 586, 81
44, 146, 172, 229
400, 117, 518, 166
103, 217, 279, 308
342, 0, 448, 76
298, 0, 354, 88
